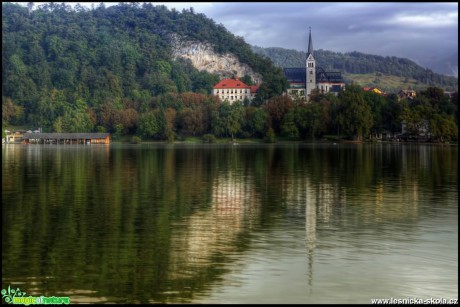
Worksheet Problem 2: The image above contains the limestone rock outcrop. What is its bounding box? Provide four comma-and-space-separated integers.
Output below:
171, 34, 262, 83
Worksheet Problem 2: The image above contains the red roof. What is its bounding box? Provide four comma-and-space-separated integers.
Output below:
249, 85, 259, 93
213, 78, 250, 89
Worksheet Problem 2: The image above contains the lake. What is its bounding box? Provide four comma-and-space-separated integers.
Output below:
2, 143, 458, 303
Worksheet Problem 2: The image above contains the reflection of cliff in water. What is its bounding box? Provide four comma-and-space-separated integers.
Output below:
166, 170, 260, 301
2, 145, 261, 304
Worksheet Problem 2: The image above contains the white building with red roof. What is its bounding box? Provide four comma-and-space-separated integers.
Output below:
212, 78, 259, 104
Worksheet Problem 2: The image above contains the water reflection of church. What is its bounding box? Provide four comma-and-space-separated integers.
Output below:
302, 175, 421, 287
166, 149, 423, 293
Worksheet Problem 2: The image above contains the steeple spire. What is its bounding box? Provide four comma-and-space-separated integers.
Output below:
307, 27, 313, 57
305, 27, 316, 102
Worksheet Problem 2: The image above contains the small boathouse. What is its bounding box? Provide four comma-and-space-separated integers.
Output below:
22, 133, 110, 144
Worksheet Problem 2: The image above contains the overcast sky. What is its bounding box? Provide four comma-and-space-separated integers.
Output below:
17, 2, 459, 74
165, 2, 458, 69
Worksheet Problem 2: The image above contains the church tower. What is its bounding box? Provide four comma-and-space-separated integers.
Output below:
305, 28, 316, 102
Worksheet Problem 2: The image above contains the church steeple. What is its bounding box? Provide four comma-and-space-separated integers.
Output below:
305, 27, 316, 102
307, 27, 313, 57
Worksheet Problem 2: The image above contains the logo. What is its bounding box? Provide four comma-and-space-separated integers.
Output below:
1, 285, 70, 305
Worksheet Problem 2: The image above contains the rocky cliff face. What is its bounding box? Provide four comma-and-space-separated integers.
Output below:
170, 34, 263, 83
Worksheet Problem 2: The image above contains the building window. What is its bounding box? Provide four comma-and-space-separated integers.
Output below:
310, 70, 313, 75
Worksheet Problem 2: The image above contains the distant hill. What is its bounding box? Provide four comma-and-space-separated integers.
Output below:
418, 51, 458, 78
251, 46, 458, 93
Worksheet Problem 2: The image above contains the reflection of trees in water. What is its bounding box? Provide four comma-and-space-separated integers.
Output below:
292, 144, 457, 290
2, 145, 264, 303
299, 144, 458, 225
2, 144, 457, 303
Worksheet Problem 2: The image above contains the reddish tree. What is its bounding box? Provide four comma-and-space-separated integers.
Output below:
262, 95, 294, 133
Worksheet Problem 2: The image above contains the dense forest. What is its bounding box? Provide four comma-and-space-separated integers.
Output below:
2, 3, 458, 143
2, 2, 287, 133
251, 46, 458, 91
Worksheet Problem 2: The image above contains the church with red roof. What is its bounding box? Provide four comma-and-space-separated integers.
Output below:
212, 78, 259, 104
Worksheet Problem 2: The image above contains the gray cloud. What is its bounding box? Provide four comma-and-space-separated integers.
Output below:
192, 2, 457, 73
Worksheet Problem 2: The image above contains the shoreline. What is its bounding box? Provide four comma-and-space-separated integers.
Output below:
3, 136, 457, 146
115, 139, 458, 146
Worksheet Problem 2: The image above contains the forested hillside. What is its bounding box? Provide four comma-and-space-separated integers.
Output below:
2, 2, 287, 132
2, 3, 457, 143
252, 46, 458, 91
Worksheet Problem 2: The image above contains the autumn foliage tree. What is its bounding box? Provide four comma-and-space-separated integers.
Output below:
262, 95, 294, 134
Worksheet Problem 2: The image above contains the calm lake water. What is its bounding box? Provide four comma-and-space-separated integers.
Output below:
2, 143, 458, 304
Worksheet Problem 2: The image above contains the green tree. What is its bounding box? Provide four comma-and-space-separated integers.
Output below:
265, 127, 276, 143
252, 72, 289, 106
225, 102, 245, 139
430, 114, 458, 142
212, 102, 245, 139
240, 74, 254, 86
113, 123, 124, 140
60, 109, 94, 132
304, 102, 326, 139
399, 99, 425, 139
211, 109, 225, 137
244, 107, 269, 138
381, 94, 402, 136
163, 108, 177, 142
138, 111, 160, 139
337, 84, 373, 141
363, 91, 387, 138
281, 109, 299, 139
53, 116, 63, 132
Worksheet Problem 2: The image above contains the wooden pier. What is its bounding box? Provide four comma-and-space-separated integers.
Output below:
22, 133, 110, 144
